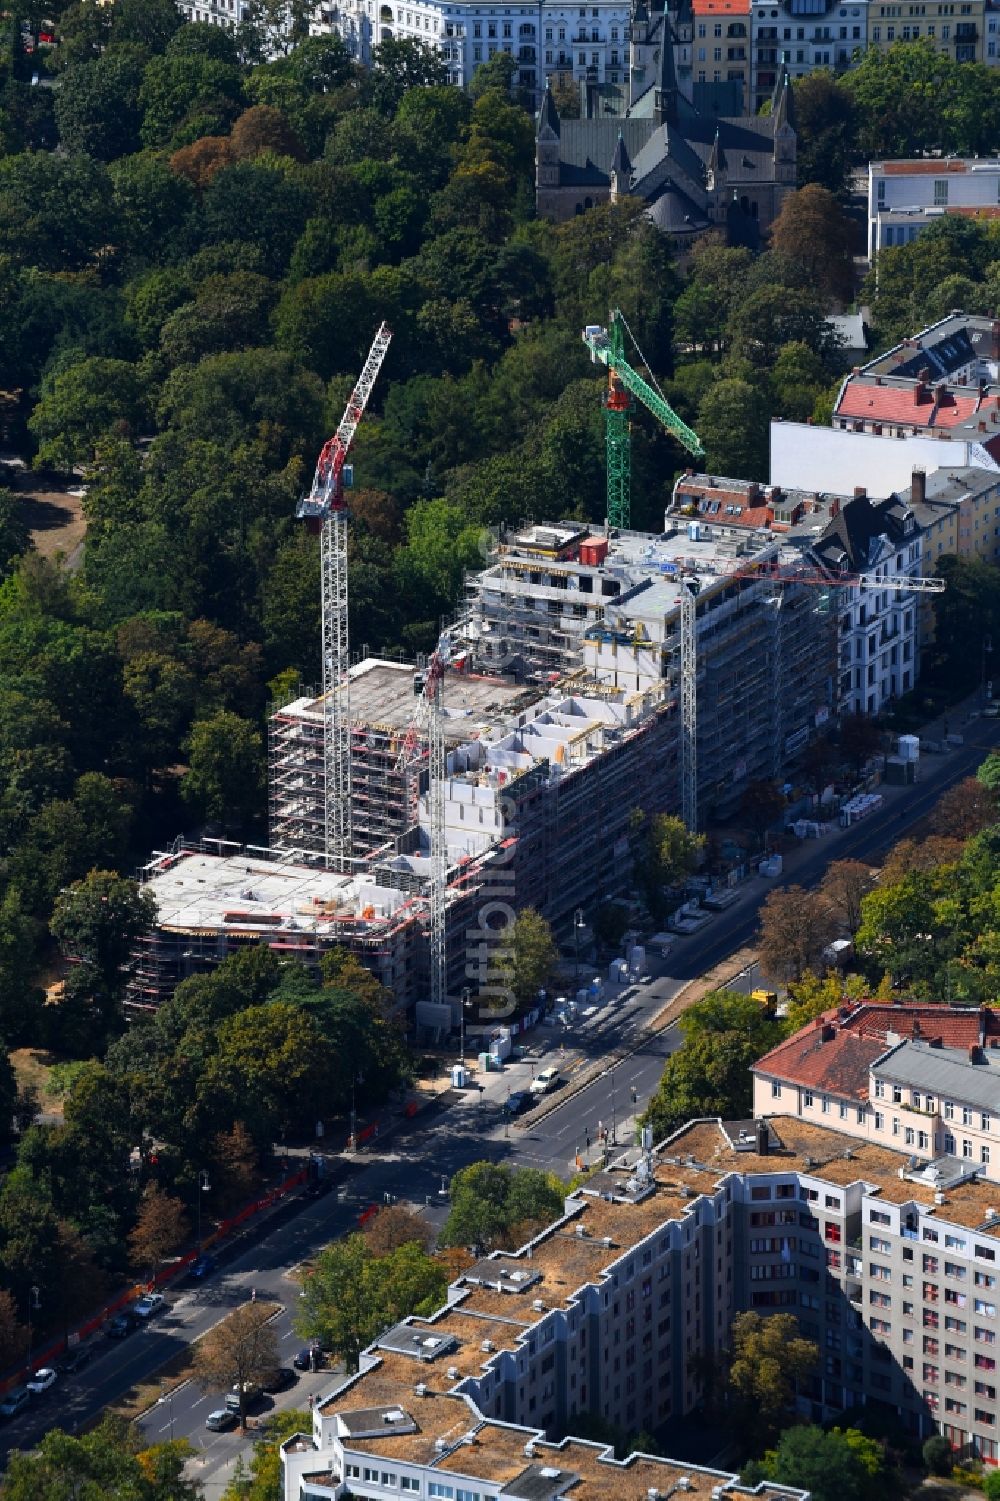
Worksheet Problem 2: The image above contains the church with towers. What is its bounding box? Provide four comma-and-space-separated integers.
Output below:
535, 4, 796, 240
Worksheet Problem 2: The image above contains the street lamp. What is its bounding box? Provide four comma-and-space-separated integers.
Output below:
574, 909, 585, 992
196, 1170, 210, 1250
159, 1378, 174, 1441
25, 1285, 40, 1373
983, 635, 993, 704
610, 1062, 618, 1146
460, 987, 470, 1068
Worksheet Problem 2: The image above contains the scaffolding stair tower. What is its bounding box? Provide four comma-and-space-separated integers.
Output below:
396, 640, 448, 1010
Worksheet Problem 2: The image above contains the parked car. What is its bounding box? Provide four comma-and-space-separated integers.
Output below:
225, 1382, 261, 1415
0, 1388, 29, 1418
261, 1366, 297, 1394
530, 1067, 561, 1097
293, 1345, 323, 1372
60, 1345, 92, 1375
106, 1314, 132, 1339
205, 1409, 236, 1432
26, 1368, 57, 1395
505, 1090, 531, 1116
189, 1253, 217, 1280
133, 1293, 166, 1320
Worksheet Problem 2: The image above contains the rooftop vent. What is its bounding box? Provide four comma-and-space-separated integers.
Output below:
532, 1298, 545, 1312
415, 1383, 429, 1397
481, 1340, 495, 1353
447, 1366, 459, 1380
602, 1236, 615, 1248
384, 1409, 405, 1424
434, 1438, 448, 1453
677, 1480, 692, 1493
575, 1223, 588, 1238
524, 1441, 537, 1458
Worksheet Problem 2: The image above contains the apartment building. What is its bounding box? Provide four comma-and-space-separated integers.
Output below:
753, 1002, 1000, 1182
866, 0, 986, 62
282, 1109, 1000, 1500
669, 473, 921, 717
691, 0, 751, 102
869, 161, 1000, 259
750, 0, 866, 109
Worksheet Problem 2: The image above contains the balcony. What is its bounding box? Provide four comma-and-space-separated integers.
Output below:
757, 47, 778, 62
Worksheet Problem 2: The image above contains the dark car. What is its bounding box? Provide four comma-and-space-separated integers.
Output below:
189, 1253, 217, 1280
261, 1366, 297, 1394
60, 1345, 92, 1375
505, 1090, 531, 1116
293, 1345, 323, 1372
106, 1314, 132, 1339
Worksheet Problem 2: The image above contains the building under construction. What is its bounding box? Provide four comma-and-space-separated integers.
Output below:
460, 517, 838, 824
126, 839, 496, 1017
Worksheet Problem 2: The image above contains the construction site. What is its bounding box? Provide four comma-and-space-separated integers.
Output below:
130, 315, 929, 1024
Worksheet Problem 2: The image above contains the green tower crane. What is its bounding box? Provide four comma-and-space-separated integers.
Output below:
583, 309, 705, 530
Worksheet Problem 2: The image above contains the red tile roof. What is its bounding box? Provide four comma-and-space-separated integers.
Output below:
692, 0, 750, 12
755, 1003, 1000, 1102
881, 160, 970, 175
836, 380, 986, 429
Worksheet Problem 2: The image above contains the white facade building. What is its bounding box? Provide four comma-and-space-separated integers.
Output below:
314, 0, 630, 94
750, 0, 867, 109
869, 159, 1000, 259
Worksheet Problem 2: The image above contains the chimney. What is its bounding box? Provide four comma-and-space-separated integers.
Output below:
852, 365, 861, 376
756, 1121, 770, 1156
980, 420, 988, 433
854, 486, 867, 498
970, 1043, 984, 1064
910, 468, 926, 505
829, 497, 840, 518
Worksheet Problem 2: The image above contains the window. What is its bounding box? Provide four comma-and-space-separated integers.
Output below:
804, 1090, 814, 1108
429, 1487, 455, 1500
402, 1482, 421, 1494
771, 1082, 782, 1099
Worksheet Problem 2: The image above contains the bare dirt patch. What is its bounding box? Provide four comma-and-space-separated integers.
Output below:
11, 1047, 67, 1118
7, 468, 86, 563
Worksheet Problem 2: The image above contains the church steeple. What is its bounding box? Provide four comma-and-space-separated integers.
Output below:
771, 60, 795, 132
653, 13, 680, 127
610, 129, 632, 200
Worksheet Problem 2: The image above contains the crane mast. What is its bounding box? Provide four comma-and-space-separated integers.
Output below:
678, 564, 945, 834
583, 310, 705, 530
396, 642, 448, 1011
297, 322, 392, 871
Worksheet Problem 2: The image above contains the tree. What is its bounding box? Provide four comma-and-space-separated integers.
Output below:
503, 908, 559, 1006
0, 153, 114, 272
769, 184, 856, 305
759, 885, 839, 983
725, 1311, 818, 1436
439, 1162, 566, 1252
365, 38, 448, 116
784, 971, 872, 1032
139, 53, 245, 149
820, 859, 877, 936
29, 357, 147, 471
181, 711, 265, 828
922, 1434, 953, 1476
727, 284, 833, 368
469, 51, 518, 100
697, 378, 770, 480
792, 70, 855, 193
362, 1203, 435, 1256
930, 776, 997, 838
0, 1416, 198, 1501
748, 1424, 885, 1501
230, 102, 304, 160
53, 44, 149, 160
51, 871, 156, 998
128, 1182, 189, 1276
111, 150, 196, 262
296, 1234, 447, 1372
978, 750, 1000, 793
840, 710, 882, 778
641, 989, 785, 1140
0, 488, 32, 582
194, 1301, 279, 1429
212, 1122, 259, 1209
740, 780, 786, 850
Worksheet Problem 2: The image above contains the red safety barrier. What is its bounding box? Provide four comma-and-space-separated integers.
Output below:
0, 1165, 310, 1395
357, 1204, 379, 1226
404, 1100, 420, 1118
355, 1122, 379, 1147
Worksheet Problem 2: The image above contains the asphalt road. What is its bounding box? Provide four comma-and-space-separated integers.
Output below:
5, 719, 998, 1488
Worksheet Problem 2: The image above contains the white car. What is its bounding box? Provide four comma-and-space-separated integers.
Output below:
133, 1293, 166, 1320
530, 1067, 561, 1097
26, 1368, 57, 1394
